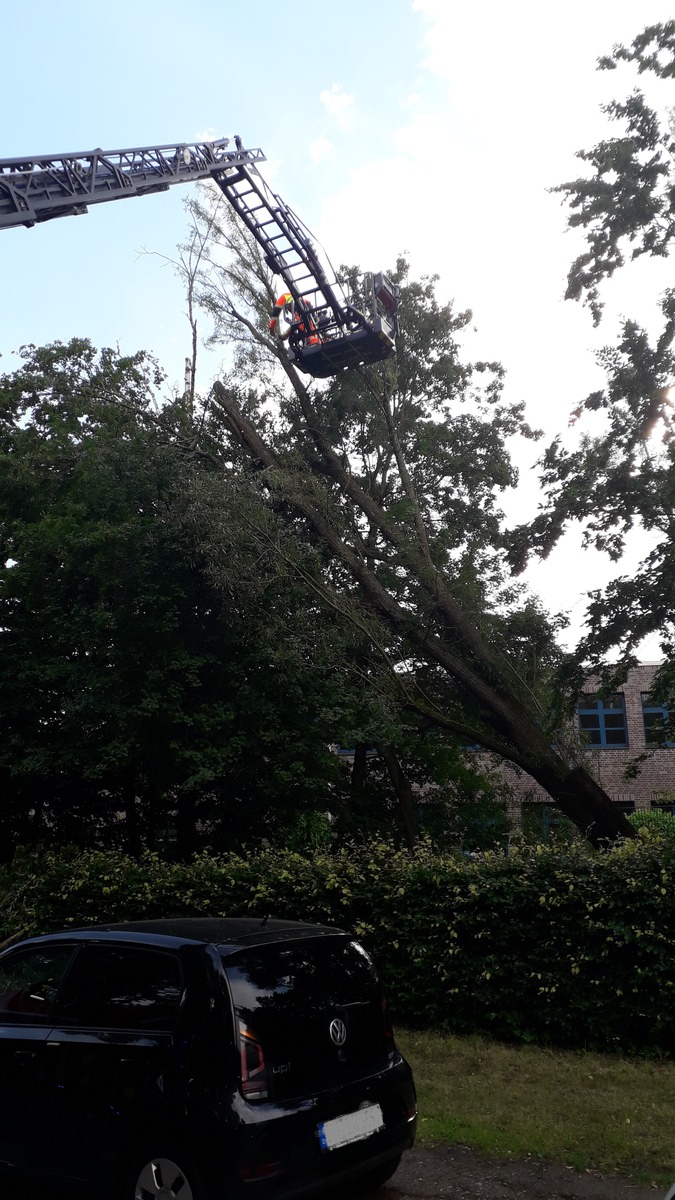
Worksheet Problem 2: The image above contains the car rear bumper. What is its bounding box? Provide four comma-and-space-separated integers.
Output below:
212, 1054, 417, 1199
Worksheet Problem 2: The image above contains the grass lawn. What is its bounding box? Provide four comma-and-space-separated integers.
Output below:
398, 1029, 675, 1186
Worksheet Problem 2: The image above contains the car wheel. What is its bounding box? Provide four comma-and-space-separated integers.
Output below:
356, 1154, 402, 1194
130, 1152, 209, 1200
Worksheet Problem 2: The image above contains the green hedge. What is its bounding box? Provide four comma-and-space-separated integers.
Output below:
1, 836, 673, 1055
629, 807, 675, 849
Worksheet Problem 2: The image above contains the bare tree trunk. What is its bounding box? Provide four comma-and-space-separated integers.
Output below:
377, 744, 419, 851
350, 744, 369, 806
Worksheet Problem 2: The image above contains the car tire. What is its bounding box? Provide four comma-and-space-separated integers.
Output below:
128, 1150, 210, 1200
356, 1154, 402, 1194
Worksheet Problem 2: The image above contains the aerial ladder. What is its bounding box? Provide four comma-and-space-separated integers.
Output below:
0, 136, 399, 378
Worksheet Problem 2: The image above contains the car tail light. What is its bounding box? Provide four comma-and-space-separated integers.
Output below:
240, 1162, 280, 1181
238, 1019, 269, 1100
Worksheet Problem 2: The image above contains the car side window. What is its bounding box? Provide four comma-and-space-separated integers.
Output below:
0, 945, 75, 1024
55, 945, 183, 1031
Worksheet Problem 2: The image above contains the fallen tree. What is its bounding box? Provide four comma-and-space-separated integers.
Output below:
178, 193, 635, 847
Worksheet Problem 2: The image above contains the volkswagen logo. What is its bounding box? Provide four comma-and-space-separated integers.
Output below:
329, 1018, 347, 1047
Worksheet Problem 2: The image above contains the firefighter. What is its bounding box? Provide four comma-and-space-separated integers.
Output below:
294, 296, 321, 346
270, 291, 321, 348
269, 292, 294, 340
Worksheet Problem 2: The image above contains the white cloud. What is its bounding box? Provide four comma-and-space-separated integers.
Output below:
308, 136, 336, 167
410, 0, 675, 168
311, 88, 660, 648
194, 127, 220, 143
319, 83, 355, 127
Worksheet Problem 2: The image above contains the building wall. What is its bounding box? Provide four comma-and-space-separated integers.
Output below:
499, 663, 675, 814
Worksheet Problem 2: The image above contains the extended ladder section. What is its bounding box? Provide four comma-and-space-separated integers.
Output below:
210, 157, 399, 376
0, 139, 262, 229
0, 137, 399, 378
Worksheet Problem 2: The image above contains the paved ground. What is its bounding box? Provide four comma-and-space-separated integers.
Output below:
382, 1147, 665, 1200
7, 1146, 667, 1199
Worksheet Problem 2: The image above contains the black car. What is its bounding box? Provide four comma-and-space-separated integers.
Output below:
0, 918, 416, 1199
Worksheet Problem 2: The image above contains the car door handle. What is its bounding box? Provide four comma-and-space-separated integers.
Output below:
13, 1049, 37, 1063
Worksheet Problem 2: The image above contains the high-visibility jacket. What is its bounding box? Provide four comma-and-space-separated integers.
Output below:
270, 292, 321, 346
269, 292, 294, 339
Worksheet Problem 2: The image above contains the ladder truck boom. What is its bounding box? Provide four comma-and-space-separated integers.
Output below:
0, 139, 264, 229
0, 136, 399, 378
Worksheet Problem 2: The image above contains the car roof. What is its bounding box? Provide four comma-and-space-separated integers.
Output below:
5, 917, 348, 955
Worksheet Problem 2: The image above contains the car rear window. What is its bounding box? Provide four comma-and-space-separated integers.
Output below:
222, 937, 390, 1099
224, 936, 378, 1013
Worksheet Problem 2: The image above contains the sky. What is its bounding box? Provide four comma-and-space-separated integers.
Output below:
3, 0, 675, 653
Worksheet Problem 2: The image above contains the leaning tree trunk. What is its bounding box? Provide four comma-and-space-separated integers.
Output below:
524, 762, 632, 847
457, 684, 634, 847
210, 382, 635, 849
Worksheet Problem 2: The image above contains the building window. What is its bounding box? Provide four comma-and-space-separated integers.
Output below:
609, 793, 635, 814
651, 790, 675, 814
641, 693, 674, 747
577, 693, 628, 747
521, 802, 575, 842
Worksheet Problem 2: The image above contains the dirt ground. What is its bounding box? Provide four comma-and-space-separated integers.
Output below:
382, 1146, 665, 1200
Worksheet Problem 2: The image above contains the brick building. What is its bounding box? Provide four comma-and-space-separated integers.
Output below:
500, 663, 675, 820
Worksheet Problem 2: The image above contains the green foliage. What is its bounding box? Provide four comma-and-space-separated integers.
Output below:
554, 21, 675, 325
278, 809, 334, 854
628, 807, 675, 849
186, 191, 633, 844
512, 23, 675, 708
0, 340, 353, 858
0, 336, 513, 860
418, 774, 514, 852
519, 803, 579, 845
2, 839, 673, 1055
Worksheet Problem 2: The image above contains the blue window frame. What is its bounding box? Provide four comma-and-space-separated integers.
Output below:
577, 693, 628, 747
641, 693, 674, 747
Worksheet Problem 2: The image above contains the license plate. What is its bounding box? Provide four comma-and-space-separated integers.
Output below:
317, 1103, 384, 1151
